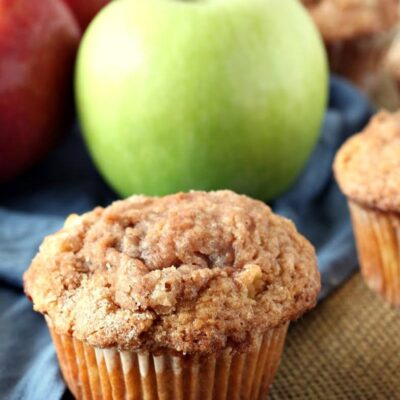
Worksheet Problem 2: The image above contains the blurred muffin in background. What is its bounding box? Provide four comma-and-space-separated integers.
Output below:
386, 33, 400, 90
302, 0, 399, 92
376, 33, 400, 111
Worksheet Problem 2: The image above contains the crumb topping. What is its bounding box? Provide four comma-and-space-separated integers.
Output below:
302, 0, 398, 41
24, 191, 319, 354
334, 111, 400, 211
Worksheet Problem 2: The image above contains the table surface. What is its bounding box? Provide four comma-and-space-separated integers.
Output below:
270, 273, 400, 400
63, 272, 400, 400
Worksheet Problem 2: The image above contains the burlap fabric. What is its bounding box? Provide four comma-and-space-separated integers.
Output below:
270, 273, 400, 400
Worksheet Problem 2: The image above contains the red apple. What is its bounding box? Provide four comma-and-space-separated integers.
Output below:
0, 0, 80, 182
62, 0, 110, 31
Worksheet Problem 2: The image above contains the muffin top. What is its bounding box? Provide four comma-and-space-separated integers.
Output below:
334, 111, 400, 211
302, 0, 398, 42
24, 190, 319, 354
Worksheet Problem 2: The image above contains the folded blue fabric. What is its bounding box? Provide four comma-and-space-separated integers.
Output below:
0, 76, 373, 400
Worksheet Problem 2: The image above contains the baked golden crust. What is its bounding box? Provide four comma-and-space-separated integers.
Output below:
302, 0, 398, 42
24, 191, 320, 354
334, 111, 400, 212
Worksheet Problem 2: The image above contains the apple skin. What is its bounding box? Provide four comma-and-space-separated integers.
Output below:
76, 0, 328, 200
0, 0, 80, 182
62, 0, 110, 31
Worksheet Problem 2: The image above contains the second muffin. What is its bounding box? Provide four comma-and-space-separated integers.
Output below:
24, 190, 320, 399
335, 111, 400, 306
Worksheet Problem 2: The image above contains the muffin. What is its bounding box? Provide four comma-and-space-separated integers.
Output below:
302, 0, 399, 92
24, 190, 320, 399
334, 111, 400, 306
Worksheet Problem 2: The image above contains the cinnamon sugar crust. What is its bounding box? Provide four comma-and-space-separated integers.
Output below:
302, 0, 398, 42
334, 111, 400, 212
24, 191, 320, 354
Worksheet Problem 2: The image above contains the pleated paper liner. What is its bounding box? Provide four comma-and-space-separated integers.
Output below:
327, 27, 397, 92
349, 200, 400, 306
47, 320, 289, 400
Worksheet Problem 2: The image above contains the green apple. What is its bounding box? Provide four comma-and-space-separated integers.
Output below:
76, 0, 327, 199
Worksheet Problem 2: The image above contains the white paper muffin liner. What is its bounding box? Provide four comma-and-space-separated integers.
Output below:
349, 200, 400, 306
327, 27, 397, 92
47, 321, 289, 400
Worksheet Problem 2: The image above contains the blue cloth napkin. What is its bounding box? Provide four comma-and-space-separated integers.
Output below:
0, 76, 373, 400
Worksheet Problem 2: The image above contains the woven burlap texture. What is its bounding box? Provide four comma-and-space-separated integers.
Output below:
270, 273, 400, 400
